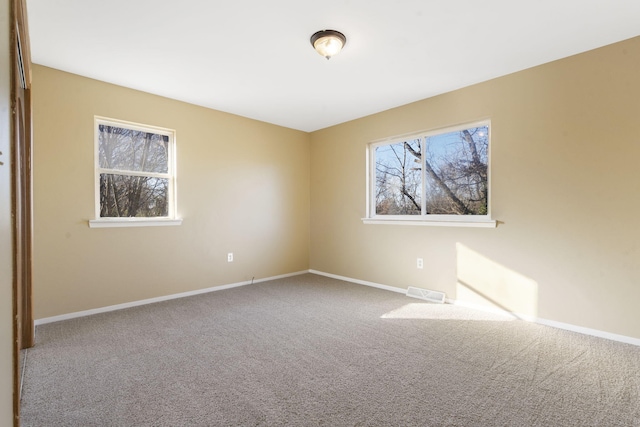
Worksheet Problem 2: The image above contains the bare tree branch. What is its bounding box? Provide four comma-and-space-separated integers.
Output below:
423, 158, 470, 215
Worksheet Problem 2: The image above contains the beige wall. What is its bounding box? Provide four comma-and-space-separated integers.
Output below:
32, 65, 310, 319
310, 37, 640, 339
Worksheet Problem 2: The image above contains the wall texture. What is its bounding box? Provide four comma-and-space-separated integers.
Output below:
310, 37, 640, 339
32, 65, 310, 319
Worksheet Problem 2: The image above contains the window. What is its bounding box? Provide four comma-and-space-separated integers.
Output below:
365, 121, 495, 227
90, 117, 180, 228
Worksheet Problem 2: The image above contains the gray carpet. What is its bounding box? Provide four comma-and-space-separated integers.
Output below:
20, 274, 640, 426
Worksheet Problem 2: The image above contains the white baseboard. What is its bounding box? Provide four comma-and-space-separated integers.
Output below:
36, 268, 640, 347
308, 269, 406, 294
447, 298, 640, 347
34, 270, 309, 326
309, 270, 640, 347
533, 317, 640, 347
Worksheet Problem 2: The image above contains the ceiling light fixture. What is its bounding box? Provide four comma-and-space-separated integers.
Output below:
310, 29, 346, 60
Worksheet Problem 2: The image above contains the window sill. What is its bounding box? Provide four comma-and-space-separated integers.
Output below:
89, 218, 183, 228
361, 218, 497, 228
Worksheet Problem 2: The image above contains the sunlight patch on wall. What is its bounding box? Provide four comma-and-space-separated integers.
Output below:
381, 302, 515, 321
456, 243, 538, 318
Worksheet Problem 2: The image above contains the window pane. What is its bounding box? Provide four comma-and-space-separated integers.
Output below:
424, 126, 488, 215
375, 139, 422, 215
99, 174, 169, 217
98, 125, 169, 173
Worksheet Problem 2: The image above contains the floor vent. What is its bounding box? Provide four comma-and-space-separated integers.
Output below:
406, 287, 446, 304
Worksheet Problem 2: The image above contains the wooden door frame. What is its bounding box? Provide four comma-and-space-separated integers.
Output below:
12, 0, 33, 348
11, 0, 33, 425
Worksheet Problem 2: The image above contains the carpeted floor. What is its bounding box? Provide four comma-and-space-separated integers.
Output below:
20, 274, 640, 426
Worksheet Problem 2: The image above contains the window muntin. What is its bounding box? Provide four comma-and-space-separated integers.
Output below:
370, 121, 490, 221
95, 117, 176, 220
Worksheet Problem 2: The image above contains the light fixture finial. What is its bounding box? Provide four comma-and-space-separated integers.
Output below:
310, 29, 346, 59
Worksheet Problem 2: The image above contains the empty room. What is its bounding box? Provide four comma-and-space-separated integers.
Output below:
3, 0, 640, 425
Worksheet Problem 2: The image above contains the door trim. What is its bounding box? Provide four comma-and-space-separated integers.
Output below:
11, 0, 33, 425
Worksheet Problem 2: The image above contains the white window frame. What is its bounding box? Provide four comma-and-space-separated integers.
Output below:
363, 120, 496, 228
89, 116, 181, 228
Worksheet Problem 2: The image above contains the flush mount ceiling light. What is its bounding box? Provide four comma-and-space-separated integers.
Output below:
310, 29, 346, 59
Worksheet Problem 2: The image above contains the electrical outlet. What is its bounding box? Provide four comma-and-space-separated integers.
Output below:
417, 258, 423, 269
227, 253, 233, 262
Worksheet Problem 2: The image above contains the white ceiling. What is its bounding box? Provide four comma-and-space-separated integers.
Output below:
26, 0, 640, 132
